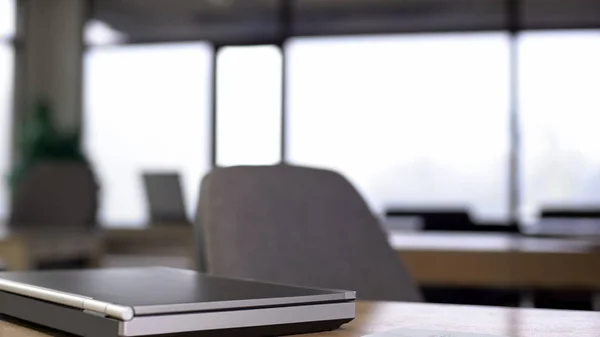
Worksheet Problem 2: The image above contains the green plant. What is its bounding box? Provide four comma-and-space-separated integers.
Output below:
10, 99, 87, 189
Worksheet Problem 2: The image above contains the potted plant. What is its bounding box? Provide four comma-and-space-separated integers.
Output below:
10, 99, 88, 191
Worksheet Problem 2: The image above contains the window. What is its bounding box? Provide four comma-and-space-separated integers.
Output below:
0, 0, 15, 219
85, 43, 212, 227
518, 30, 600, 223
216, 45, 282, 166
0, 45, 13, 220
0, 0, 15, 40
287, 33, 511, 222
85, 20, 127, 46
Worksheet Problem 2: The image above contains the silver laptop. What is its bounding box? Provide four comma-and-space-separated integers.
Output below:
0, 267, 355, 336
142, 173, 189, 224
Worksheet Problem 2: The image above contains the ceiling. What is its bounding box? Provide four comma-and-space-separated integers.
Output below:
91, 0, 600, 44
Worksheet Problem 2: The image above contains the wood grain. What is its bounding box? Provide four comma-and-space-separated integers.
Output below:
391, 232, 600, 289
102, 228, 600, 290
2, 301, 599, 337
303, 301, 600, 337
105, 226, 195, 257
0, 229, 103, 271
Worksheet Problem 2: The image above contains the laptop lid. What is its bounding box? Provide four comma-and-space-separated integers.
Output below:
0, 268, 355, 318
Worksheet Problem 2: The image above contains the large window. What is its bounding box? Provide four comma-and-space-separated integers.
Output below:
287, 33, 511, 222
0, 0, 15, 219
215, 45, 282, 167
519, 31, 600, 223
0, 0, 15, 39
0, 45, 13, 220
85, 20, 127, 46
85, 43, 212, 227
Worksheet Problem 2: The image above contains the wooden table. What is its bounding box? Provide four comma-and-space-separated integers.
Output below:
391, 231, 600, 289
104, 225, 194, 256
0, 228, 104, 270
311, 301, 600, 337
2, 301, 599, 337
102, 228, 600, 290
103, 225, 197, 269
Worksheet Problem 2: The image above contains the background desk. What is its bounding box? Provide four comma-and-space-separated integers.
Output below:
0, 228, 103, 270
1, 301, 598, 337
392, 231, 600, 290
103, 226, 196, 269
100, 228, 600, 291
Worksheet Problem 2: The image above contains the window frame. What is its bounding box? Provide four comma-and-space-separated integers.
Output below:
0, 0, 17, 220
82, 0, 600, 229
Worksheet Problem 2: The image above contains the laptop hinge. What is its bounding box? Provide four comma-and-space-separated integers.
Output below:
84, 310, 107, 318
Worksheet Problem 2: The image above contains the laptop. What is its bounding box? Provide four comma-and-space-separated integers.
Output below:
142, 173, 189, 224
0, 267, 355, 336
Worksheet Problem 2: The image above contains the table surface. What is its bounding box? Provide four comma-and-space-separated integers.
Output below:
388, 231, 600, 253
106, 227, 600, 254
104, 227, 600, 254
0, 228, 104, 270
1, 301, 599, 337
390, 231, 600, 289
306, 301, 600, 337
101, 228, 600, 289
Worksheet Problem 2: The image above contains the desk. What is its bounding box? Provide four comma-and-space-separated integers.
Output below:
0, 228, 103, 270
104, 226, 196, 269
104, 226, 193, 256
1, 301, 598, 337
316, 301, 600, 337
102, 228, 600, 290
392, 231, 600, 289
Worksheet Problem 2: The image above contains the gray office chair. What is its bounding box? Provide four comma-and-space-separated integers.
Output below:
196, 164, 422, 302
10, 161, 99, 229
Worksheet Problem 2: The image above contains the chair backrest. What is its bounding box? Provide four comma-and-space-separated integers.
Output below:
196, 165, 422, 302
10, 161, 99, 229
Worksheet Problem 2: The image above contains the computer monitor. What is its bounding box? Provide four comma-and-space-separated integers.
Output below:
142, 172, 189, 224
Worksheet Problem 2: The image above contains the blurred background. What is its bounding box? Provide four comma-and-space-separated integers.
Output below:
1, 0, 600, 313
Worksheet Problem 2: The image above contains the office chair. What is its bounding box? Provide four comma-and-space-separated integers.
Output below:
10, 162, 99, 229
196, 164, 422, 302
9, 162, 101, 269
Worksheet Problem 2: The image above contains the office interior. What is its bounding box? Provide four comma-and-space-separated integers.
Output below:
0, 0, 600, 315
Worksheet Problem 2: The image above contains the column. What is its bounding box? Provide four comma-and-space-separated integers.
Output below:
15, 0, 88, 132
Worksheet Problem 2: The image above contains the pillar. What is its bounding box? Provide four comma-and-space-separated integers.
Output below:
14, 0, 88, 132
